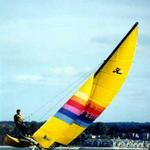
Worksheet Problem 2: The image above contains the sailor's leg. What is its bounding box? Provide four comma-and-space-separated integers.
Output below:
16, 124, 28, 136
22, 123, 30, 136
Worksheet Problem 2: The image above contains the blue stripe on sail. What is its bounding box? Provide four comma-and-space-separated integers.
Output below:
58, 108, 78, 120
55, 112, 74, 124
75, 118, 91, 128
77, 115, 94, 123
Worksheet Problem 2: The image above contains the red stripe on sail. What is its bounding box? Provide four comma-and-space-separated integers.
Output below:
85, 107, 104, 116
66, 99, 85, 111
84, 100, 105, 116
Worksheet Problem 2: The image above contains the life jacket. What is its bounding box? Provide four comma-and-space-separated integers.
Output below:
14, 114, 23, 125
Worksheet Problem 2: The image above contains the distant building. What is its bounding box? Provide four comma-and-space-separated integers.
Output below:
83, 137, 150, 149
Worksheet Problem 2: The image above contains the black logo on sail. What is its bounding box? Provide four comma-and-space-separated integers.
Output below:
43, 135, 50, 141
113, 67, 122, 75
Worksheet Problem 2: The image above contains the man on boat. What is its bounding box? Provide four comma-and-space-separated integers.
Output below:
14, 109, 29, 136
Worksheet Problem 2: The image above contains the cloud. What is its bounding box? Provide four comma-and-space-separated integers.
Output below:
49, 66, 79, 77
15, 74, 42, 82
15, 66, 92, 86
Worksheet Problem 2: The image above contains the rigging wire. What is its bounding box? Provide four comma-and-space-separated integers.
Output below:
38, 70, 93, 121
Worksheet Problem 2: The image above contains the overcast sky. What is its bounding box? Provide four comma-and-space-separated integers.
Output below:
0, 0, 150, 122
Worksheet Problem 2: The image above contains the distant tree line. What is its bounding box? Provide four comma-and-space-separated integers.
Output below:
0, 121, 150, 145
70, 122, 150, 146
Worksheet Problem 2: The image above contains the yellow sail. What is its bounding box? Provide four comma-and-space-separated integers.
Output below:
33, 22, 138, 148
32, 75, 94, 148
91, 22, 138, 109
55, 22, 139, 145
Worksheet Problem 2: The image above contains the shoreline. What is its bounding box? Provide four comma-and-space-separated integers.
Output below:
0, 146, 149, 150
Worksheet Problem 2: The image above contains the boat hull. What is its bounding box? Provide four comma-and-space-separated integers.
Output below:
4, 134, 32, 147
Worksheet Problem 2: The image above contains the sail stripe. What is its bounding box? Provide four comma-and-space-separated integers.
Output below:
85, 102, 105, 115
73, 101, 105, 128
66, 99, 85, 110
85, 108, 104, 116
87, 100, 105, 111
63, 104, 82, 115
58, 108, 78, 120
74, 91, 89, 100
71, 96, 87, 105
77, 115, 94, 123
55, 112, 74, 124
75, 118, 91, 128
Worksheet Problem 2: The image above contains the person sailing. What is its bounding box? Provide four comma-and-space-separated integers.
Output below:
14, 109, 29, 136
14, 109, 39, 147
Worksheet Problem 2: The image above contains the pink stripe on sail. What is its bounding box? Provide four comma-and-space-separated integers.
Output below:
63, 104, 82, 115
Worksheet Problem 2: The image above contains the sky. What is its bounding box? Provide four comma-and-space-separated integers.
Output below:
0, 0, 150, 122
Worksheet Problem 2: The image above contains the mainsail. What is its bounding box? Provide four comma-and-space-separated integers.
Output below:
52, 22, 139, 146
33, 22, 138, 148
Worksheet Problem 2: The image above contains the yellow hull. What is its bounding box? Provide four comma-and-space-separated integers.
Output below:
4, 134, 32, 147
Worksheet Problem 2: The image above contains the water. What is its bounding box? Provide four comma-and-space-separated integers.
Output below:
0, 146, 148, 150
0, 147, 29, 150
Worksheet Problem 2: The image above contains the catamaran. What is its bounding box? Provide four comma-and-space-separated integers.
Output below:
4, 22, 139, 150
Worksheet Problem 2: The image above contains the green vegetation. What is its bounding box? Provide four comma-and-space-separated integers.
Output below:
0, 121, 150, 145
